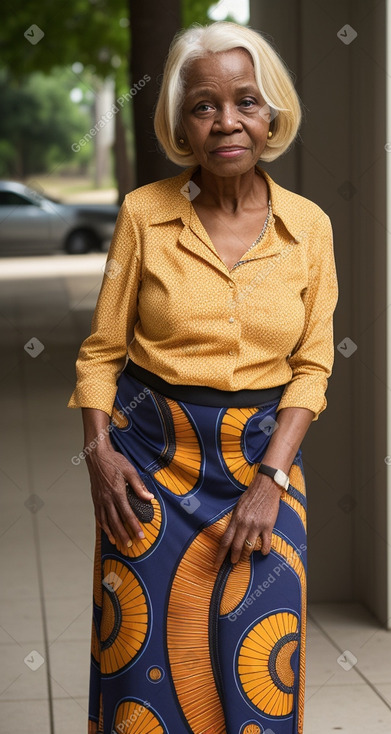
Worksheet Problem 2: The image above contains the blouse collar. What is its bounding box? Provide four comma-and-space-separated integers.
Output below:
148, 163, 306, 245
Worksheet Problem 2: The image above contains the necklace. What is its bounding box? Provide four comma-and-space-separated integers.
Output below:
234, 199, 272, 268
229, 199, 272, 272
190, 165, 273, 267
249, 198, 272, 250
240, 165, 272, 255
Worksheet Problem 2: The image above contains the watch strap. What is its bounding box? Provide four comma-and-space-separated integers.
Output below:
258, 463, 290, 491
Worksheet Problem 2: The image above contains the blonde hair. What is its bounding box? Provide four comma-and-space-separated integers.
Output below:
154, 20, 302, 167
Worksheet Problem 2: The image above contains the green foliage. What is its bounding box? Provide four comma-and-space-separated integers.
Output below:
182, 0, 240, 28
0, 0, 129, 82
0, 0, 228, 180
0, 68, 93, 177
0, 0, 218, 80
182, 0, 215, 27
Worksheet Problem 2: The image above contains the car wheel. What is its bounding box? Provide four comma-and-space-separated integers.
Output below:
64, 229, 100, 254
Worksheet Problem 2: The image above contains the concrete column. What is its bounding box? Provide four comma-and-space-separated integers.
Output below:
250, 0, 389, 625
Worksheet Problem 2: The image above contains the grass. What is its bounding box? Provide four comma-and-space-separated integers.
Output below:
24, 174, 118, 204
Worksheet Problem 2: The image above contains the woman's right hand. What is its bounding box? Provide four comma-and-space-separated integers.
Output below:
85, 442, 154, 548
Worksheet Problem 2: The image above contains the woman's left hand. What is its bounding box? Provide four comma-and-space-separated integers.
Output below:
213, 474, 283, 569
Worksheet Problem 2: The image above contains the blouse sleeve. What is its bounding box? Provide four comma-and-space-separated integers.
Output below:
276, 212, 339, 421
67, 197, 141, 416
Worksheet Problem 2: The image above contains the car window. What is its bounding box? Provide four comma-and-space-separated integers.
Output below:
0, 191, 38, 206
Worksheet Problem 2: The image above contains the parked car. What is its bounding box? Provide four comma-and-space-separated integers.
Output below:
0, 181, 120, 255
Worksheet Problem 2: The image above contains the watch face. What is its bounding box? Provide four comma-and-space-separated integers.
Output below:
259, 465, 288, 489
274, 469, 288, 489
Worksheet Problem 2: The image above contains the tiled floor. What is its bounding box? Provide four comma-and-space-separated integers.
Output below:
305, 604, 391, 732
1, 255, 390, 733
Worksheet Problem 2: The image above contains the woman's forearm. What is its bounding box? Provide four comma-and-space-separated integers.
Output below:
260, 406, 314, 475
81, 407, 112, 451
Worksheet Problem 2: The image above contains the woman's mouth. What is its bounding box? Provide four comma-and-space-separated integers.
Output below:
211, 147, 248, 158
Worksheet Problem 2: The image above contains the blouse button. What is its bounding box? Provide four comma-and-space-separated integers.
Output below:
229, 317, 234, 323
228, 350, 234, 356
229, 282, 234, 288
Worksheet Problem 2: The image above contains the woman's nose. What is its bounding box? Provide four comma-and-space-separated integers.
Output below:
213, 103, 242, 132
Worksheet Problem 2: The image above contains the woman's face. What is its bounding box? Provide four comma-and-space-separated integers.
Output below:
179, 47, 271, 176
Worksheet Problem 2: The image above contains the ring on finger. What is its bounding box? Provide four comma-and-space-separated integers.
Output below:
245, 538, 254, 548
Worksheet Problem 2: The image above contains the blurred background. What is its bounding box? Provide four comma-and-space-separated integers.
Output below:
1, 0, 391, 732
0, 0, 247, 217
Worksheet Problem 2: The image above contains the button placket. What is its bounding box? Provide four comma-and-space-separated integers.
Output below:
227, 278, 236, 314
227, 278, 238, 354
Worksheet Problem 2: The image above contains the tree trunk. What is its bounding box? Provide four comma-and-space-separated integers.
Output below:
94, 78, 115, 189
129, 0, 183, 187
114, 103, 134, 205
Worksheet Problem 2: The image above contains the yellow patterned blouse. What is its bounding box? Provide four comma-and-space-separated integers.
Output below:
67, 163, 339, 421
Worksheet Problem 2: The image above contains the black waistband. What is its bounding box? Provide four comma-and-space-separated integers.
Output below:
123, 358, 286, 408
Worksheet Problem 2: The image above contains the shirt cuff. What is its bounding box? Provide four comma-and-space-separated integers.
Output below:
67, 380, 118, 417
275, 377, 328, 422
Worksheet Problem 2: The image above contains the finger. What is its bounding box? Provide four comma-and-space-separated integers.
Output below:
110, 469, 151, 541
116, 486, 148, 540
260, 530, 272, 555
240, 534, 259, 563
213, 528, 235, 569
229, 528, 253, 565
105, 500, 136, 548
98, 505, 116, 545
124, 466, 154, 501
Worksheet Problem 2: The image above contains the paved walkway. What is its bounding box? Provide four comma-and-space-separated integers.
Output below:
0, 254, 390, 733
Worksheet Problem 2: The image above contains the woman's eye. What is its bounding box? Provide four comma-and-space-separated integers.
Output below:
195, 103, 213, 112
193, 98, 257, 113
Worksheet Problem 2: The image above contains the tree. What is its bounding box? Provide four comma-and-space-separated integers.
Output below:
130, 0, 214, 186
0, 68, 92, 178
1, 0, 216, 192
1, 0, 132, 198
182, 0, 214, 27
129, 0, 181, 186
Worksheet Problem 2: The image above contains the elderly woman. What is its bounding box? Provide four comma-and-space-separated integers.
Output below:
68, 20, 338, 734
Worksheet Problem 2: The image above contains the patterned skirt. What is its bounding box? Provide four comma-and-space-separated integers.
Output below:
88, 367, 307, 734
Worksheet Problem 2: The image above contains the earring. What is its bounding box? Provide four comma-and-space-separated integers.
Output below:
179, 138, 185, 145
268, 130, 273, 138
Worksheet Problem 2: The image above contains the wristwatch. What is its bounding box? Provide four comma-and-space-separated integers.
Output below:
258, 463, 290, 491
